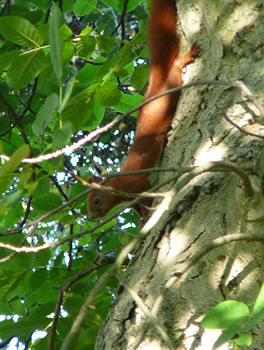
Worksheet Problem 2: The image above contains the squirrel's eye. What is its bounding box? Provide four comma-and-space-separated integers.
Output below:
94, 197, 101, 206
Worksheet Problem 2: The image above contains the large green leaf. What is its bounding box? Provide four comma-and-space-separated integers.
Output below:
53, 121, 72, 148
32, 93, 59, 135
131, 64, 149, 90
0, 271, 28, 301
84, 98, 105, 131
243, 283, 264, 331
73, 0, 97, 16
77, 36, 96, 60
0, 16, 43, 47
115, 91, 144, 114
213, 325, 241, 349
0, 303, 53, 338
31, 193, 63, 212
113, 45, 133, 70
0, 49, 20, 70
95, 80, 121, 106
233, 334, 252, 346
49, 2, 64, 81
30, 269, 49, 290
61, 84, 101, 131
96, 36, 115, 53
201, 300, 249, 329
7, 50, 45, 89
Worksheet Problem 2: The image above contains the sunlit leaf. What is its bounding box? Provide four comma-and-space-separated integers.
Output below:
243, 283, 264, 331
95, 80, 121, 106
213, 325, 241, 349
201, 300, 249, 329
0, 16, 43, 47
233, 334, 252, 346
7, 50, 45, 89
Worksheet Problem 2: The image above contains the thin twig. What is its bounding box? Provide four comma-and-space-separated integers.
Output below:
222, 110, 264, 140
48, 290, 63, 350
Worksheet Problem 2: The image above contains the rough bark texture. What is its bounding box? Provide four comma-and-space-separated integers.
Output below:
96, 0, 264, 349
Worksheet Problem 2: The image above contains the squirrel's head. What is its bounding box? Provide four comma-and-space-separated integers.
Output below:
87, 176, 121, 219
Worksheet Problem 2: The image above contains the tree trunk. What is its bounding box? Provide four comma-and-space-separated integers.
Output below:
96, 1, 264, 349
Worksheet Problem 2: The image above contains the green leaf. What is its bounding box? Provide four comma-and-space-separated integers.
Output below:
0, 271, 28, 302
63, 0, 74, 12
114, 45, 133, 70
243, 283, 264, 331
95, 80, 121, 106
49, 2, 64, 81
53, 121, 72, 148
31, 0, 51, 11
84, 98, 105, 131
115, 91, 144, 115
32, 93, 59, 135
126, 0, 142, 12
59, 24, 73, 40
25, 181, 39, 197
7, 50, 45, 89
77, 36, 96, 60
8, 303, 54, 337
6, 190, 25, 207
233, 334, 252, 346
0, 49, 20, 70
73, 0, 97, 16
62, 98, 93, 131
35, 178, 50, 196
58, 76, 76, 113
0, 116, 9, 134
31, 193, 63, 212
4, 205, 23, 228
131, 64, 149, 90
80, 27, 93, 37
101, 0, 140, 13
62, 85, 101, 131
32, 247, 52, 267
102, 0, 120, 11
0, 320, 20, 339
0, 144, 30, 197
213, 325, 241, 349
253, 283, 264, 316
96, 36, 115, 53
63, 40, 75, 64
0, 16, 43, 47
30, 269, 48, 290
201, 300, 250, 329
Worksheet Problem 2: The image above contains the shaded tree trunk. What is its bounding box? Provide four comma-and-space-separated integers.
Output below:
96, 0, 264, 349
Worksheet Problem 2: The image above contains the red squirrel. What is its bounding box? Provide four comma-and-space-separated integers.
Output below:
88, 0, 199, 220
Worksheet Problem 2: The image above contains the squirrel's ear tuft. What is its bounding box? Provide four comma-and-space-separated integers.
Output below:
88, 176, 102, 185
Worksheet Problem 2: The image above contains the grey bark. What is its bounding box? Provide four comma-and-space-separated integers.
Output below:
96, 0, 264, 349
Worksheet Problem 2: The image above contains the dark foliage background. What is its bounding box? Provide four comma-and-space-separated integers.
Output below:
0, 0, 149, 348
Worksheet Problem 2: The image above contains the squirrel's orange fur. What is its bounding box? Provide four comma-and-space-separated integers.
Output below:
88, 0, 198, 220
